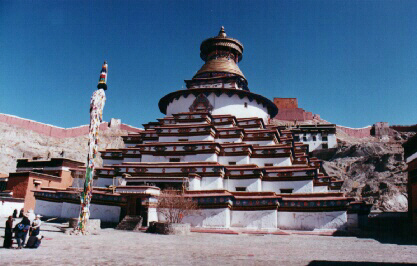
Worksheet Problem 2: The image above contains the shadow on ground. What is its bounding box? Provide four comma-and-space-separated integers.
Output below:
309, 261, 417, 266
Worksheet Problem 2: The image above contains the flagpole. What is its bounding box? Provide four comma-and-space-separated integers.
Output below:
77, 61, 108, 234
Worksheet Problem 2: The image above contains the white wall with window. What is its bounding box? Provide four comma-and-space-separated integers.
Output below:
262, 180, 313, 194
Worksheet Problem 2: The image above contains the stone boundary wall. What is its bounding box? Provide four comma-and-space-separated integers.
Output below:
0, 113, 142, 138
336, 125, 372, 138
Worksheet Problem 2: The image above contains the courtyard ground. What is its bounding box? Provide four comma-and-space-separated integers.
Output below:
1, 218, 417, 265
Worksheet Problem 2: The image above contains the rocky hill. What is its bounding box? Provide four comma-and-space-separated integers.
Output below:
313, 130, 415, 212
0, 121, 130, 174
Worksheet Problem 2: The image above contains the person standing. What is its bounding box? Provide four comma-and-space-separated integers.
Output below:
3, 216, 13, 248
31, 215, 42, 236
12, 209, 18, 218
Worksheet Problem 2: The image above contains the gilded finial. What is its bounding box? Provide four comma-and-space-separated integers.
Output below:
218, 26, 226, 37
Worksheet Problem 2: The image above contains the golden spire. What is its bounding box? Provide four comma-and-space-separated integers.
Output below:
218, 26, 226, 37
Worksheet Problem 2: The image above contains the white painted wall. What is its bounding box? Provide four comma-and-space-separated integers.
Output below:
218, 155, 249, 165
181, 208, 231, 228
89, 204, 121, 223
215, 138, 242, 143
298, 133, 337, 151
277, 211, 347, 230
250, 157, 292, 167
123, 158, 141, 163
223, 178, 261, 192
60, 202, 80, 219
313, 186, 328, 193
35, 200, 63, 217
244, 140, 276, 146
94, 177, 114, 187
262, 180, 313, 194
166, 93, 270, 123
189, 178, 201, 190
159, 135, 214, 142
141, 153, 217, 163
102, 159, 123, 165
40, 201, 121, 223
231, 210, 277, 229
1, 201, 24, 218
201, 176, 223, 190
148, 207, 158, 225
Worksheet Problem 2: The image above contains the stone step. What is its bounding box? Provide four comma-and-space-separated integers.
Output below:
116, 215, 143, 231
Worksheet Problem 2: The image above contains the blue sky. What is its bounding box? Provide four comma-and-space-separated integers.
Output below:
1, 0, 416, 128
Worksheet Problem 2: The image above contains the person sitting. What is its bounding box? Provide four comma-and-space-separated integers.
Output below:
25, 234, 44, 249
14, 214, 31, 249
3, 216, 13, 248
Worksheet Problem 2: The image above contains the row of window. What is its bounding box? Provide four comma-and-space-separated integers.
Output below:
294, 135, 328, 142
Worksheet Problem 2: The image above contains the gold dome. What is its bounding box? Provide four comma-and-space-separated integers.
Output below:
194, 57, 245, 79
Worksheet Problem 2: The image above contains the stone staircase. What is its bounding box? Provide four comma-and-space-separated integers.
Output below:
115, 215, 143, 231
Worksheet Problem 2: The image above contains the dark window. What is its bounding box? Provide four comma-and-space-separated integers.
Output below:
0, 181, 7, 191
294, 135, 300, 141
303, 136, 307, 141
229, 162, 236, 165
236, 187, 246, 191
280, 189, 293, 194
322, 143, 328, 149
312, 135, 317, 141
169, 158, 180, 162
264, 163, 273, 167
322, 136, 328, 141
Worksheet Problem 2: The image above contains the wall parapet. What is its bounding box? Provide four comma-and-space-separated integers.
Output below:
0, 113, 142, 139
336, 125, 372, 138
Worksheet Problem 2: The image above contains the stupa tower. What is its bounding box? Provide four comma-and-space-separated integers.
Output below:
192, 26, 247, 90
159, 27, 278, 122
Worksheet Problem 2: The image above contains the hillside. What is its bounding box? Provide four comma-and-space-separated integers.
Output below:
0, 119, 133, 174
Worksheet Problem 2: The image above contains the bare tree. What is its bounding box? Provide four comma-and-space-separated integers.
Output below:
157, 190, 198, 224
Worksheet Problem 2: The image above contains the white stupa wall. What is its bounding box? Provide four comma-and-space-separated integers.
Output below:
166, 93, 270, 122
102, 159, 124, 165
250, 157, 292, 167
201, 176, 223, 189
180, 208, 230, 228
277, 211, 347, 230
215, 138, 242, 143
244, 140, 276, 146
223, 178, 261, 192
158, 135, 214, 142
189, 177, 201, 190
141, 153, 218, 163
218, 155, 250, 165
262, 180, 313, 194
230, 210, 278, 229
313, 186, 329, 193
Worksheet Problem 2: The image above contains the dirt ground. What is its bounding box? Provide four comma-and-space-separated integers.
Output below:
1, 218, 417, 266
